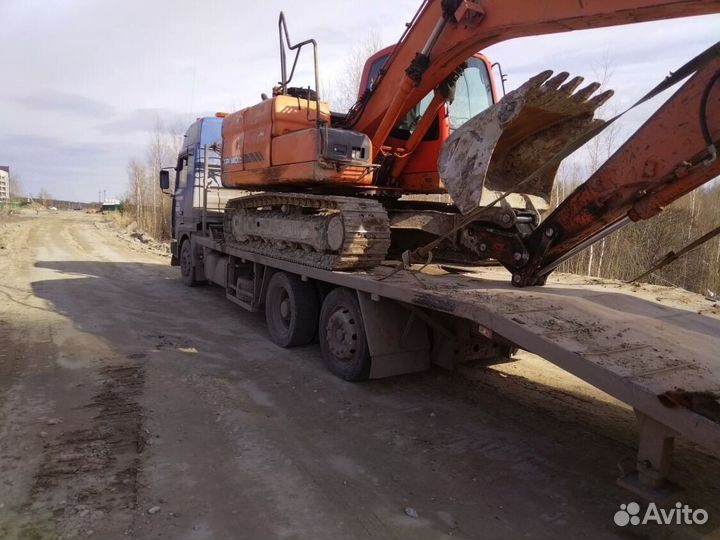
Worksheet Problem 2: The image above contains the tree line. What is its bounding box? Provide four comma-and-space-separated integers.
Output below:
124, 120, 184, 240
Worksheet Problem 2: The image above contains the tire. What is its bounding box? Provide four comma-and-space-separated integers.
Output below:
265, 272, 319, 347
179, 238, 202, 287
318, 288, 371, 381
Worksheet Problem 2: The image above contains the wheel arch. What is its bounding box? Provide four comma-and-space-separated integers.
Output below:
178, 232, 192, 253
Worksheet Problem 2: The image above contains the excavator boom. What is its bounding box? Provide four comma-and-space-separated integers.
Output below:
513, 46, 720, 286
343, 0, 720, 286
347, 0, 720, 156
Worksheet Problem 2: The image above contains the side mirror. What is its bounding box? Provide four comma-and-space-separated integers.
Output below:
159, 169, 170, 191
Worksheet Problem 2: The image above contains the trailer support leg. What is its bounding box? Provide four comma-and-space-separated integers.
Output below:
617, 410, 681, 500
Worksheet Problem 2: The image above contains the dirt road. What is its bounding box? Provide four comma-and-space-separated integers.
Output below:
1, 211, 718, 539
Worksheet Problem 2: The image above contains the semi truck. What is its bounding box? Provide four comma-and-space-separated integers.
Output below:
159, 0, 720, 498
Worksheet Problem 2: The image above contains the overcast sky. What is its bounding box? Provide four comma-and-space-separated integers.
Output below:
1, 0, 718, 202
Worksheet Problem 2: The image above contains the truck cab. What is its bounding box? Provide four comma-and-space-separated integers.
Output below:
164, 115, 247, 264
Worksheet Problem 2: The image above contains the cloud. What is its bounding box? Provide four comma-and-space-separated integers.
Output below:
0, 132, 142, 201
0, 134, 130, 171
96, 108, 197, 135
0, 0, 717, 202
14, 91, 115, 118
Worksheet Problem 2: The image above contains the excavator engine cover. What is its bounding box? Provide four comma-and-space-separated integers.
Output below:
221, 95, 374, 188
439, 70, 613, 214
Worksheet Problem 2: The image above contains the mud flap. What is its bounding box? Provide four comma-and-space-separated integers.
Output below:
170, 240, 179, 266
356, 292, 431, 379
439, 70, 613, 214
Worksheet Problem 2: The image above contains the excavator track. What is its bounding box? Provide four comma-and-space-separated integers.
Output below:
222, 193, 391, 270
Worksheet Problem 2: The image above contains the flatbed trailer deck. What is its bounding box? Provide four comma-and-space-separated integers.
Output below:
191, 233, 720, 498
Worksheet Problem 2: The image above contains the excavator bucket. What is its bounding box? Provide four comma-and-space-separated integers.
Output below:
439, 71, 613, 214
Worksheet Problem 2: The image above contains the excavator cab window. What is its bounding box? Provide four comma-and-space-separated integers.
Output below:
394, 57, 493, 139
366, 54, 494, 140
448, 56, 493, 131
396, 93, 436, 138
366, 56, 387, 91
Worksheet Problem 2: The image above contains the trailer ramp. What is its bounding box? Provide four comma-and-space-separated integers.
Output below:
196, 235, 720, 498
363, 265, 720, 499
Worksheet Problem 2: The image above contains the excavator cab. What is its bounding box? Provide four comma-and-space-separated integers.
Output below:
359, 47, 497, 193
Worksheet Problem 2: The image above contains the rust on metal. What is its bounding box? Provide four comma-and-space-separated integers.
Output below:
659, 389, 720, 423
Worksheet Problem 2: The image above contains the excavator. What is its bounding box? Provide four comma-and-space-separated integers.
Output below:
208, 0, 720, 287
157, 2, 720, 495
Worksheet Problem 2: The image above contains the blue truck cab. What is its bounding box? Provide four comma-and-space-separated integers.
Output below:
168, 116, 224, 264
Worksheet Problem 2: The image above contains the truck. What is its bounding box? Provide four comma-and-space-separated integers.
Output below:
159, 0, 720, 498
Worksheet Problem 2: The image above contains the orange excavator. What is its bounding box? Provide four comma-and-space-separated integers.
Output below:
217, 0, 720, 286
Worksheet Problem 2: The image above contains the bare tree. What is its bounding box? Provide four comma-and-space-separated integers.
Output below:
323, 30, 383, 112
146, 117, 184, 239
552, 54, 622, 278
8, 171, 24, 199
124, 116, 184, 240
127, 159, 147, 226
37, 189, 53, 207
583, 57, 621, 277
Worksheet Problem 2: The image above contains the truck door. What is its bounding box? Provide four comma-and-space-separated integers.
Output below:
172, 153, 188, 236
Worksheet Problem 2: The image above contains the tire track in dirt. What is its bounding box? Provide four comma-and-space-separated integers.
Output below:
3, 362, 147, 539
4, 211, 720, 540
0, 214, 153, 539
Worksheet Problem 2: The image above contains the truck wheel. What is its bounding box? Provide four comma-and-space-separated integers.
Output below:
179, 239, 202, 287
319, 288, 371, 381
265, 272, 319, 347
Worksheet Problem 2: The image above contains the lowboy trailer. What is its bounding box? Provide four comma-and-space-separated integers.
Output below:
182, 214, 720, 500
160, 111, 720, 499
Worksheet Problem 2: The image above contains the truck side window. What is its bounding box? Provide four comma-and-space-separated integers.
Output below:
175, 156, 187, 191
186, 153, 194, 189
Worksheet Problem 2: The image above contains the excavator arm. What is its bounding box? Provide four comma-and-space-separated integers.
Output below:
346, 0, 720, 157
510, 46, 720, 286
347, 0, 720, 286
423, 42, 719, 286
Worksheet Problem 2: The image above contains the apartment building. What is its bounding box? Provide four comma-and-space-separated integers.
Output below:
0, 166, 9, 201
